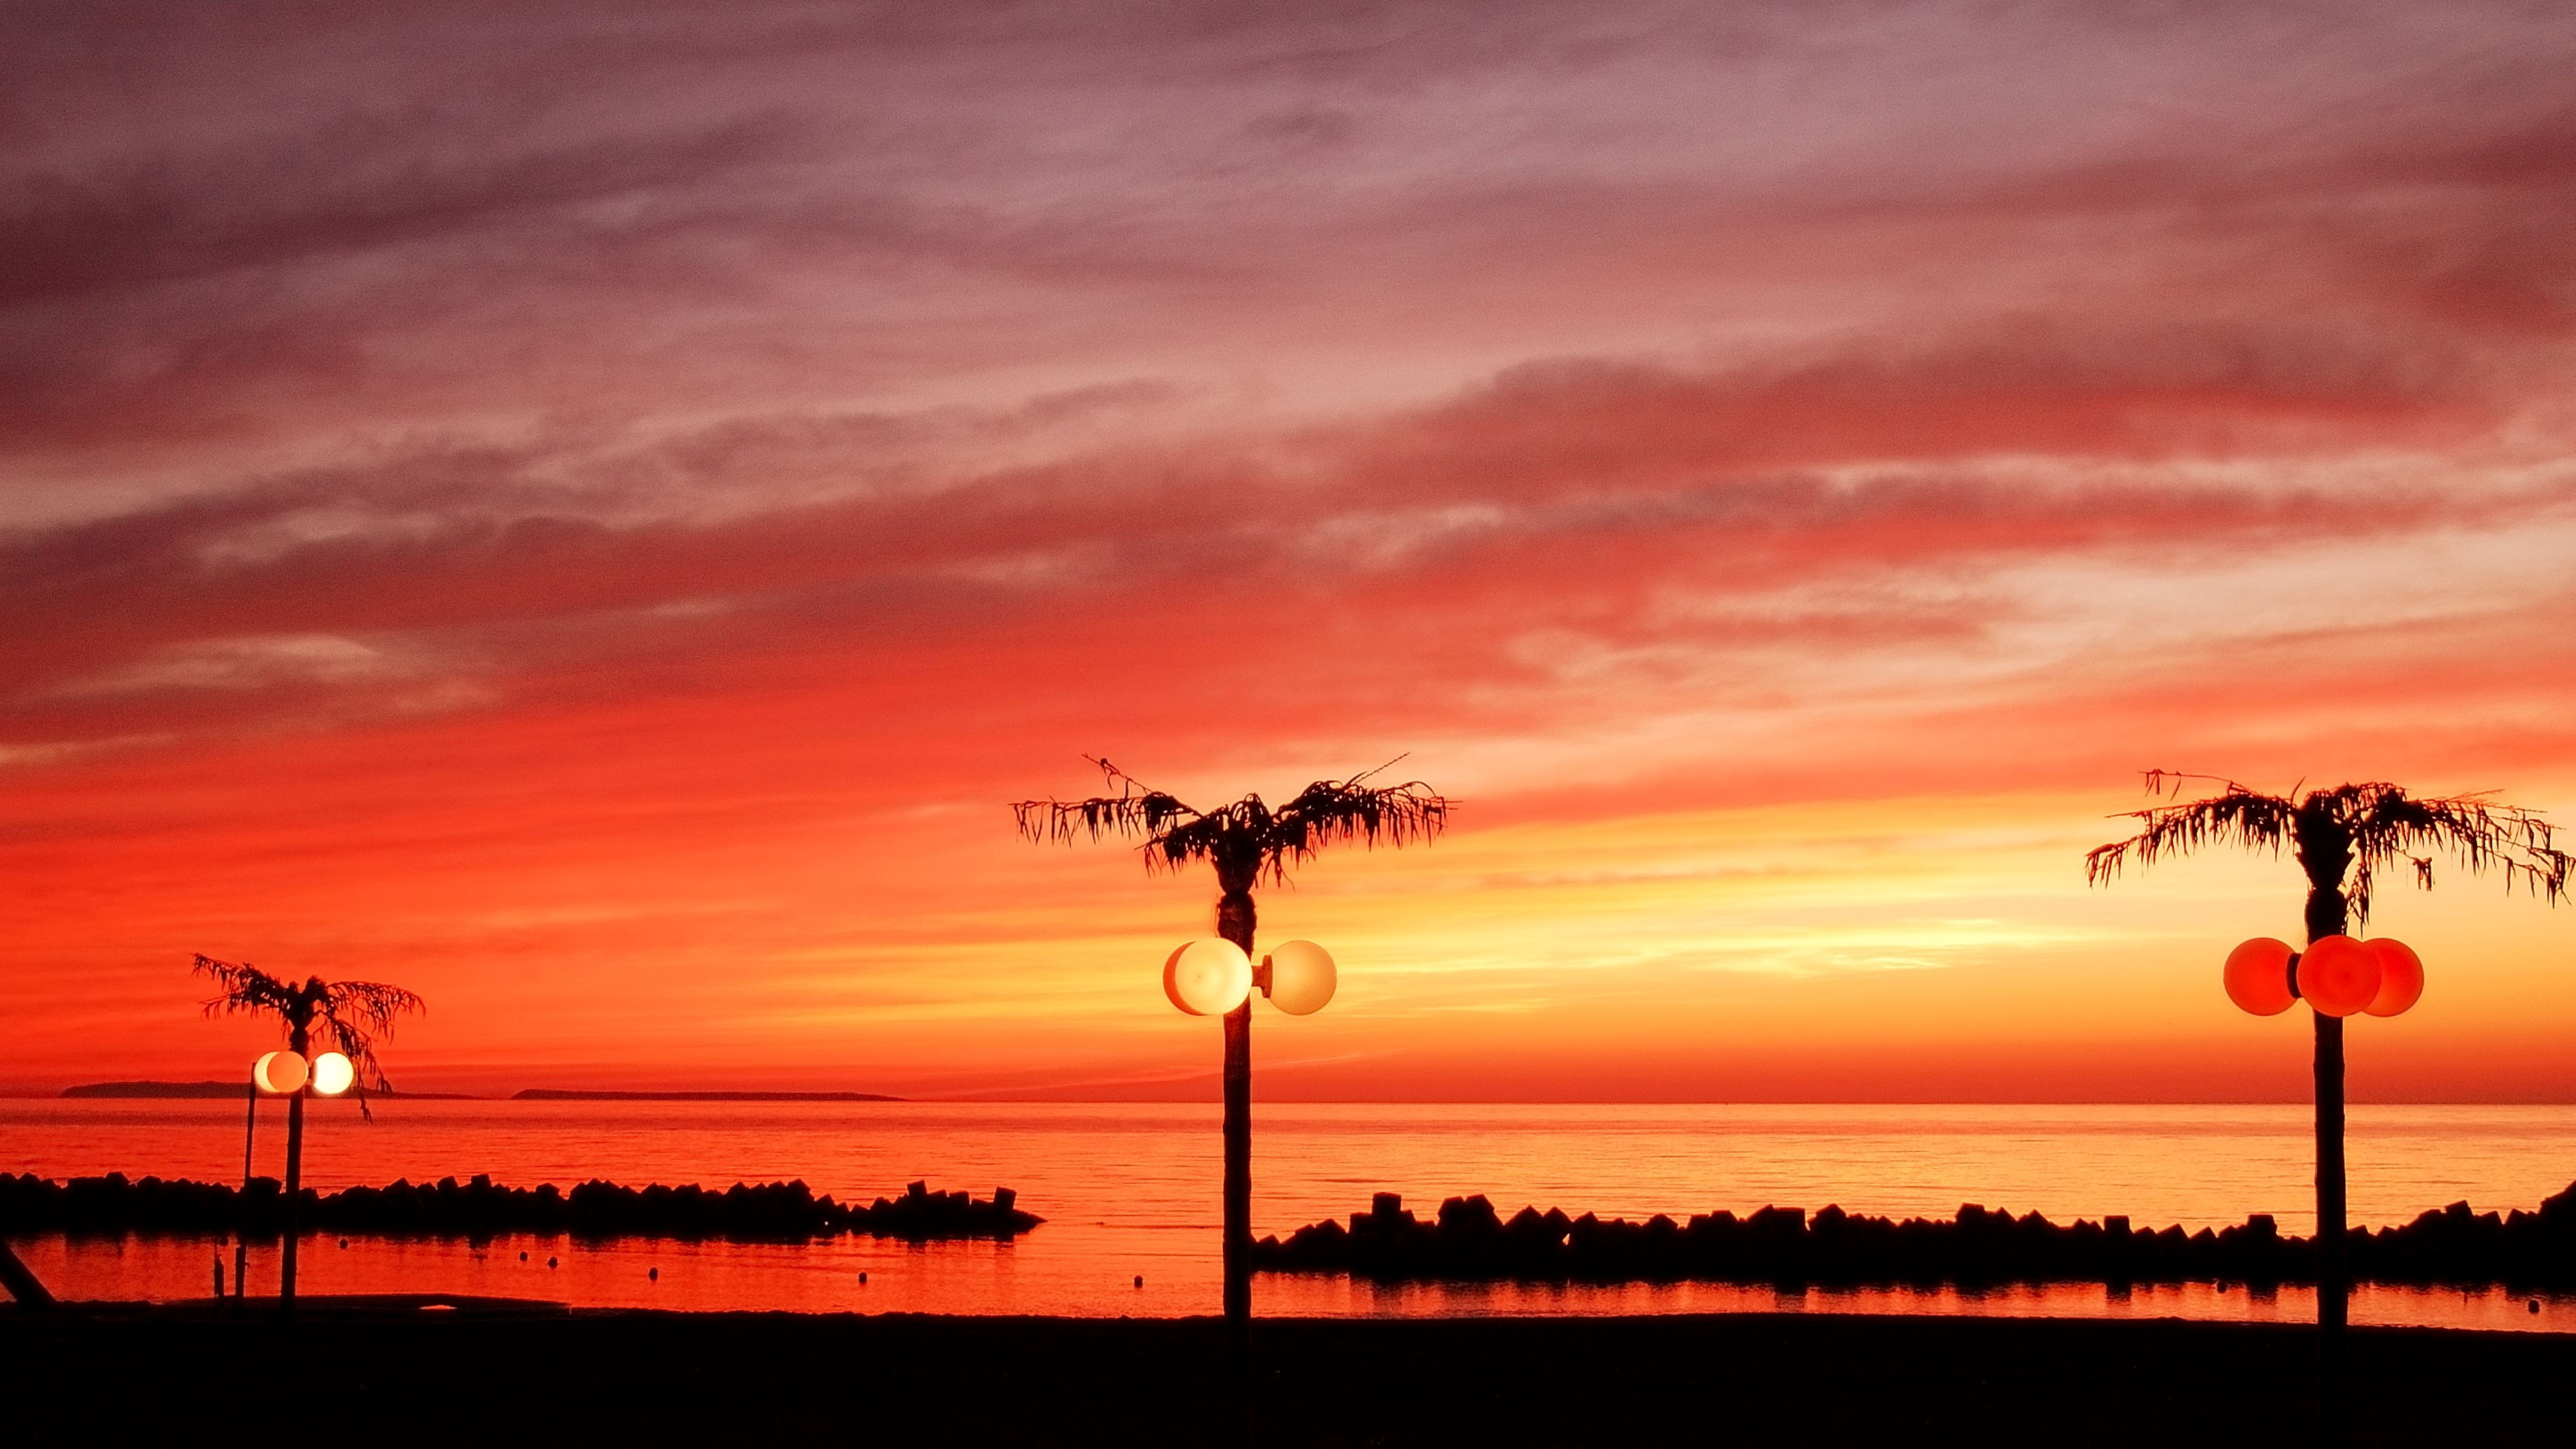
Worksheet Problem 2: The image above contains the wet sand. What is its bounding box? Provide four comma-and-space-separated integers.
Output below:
6, 1301, 2573, 1445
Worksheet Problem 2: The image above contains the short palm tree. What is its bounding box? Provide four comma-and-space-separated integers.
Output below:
2087, 773, 2568, 1409
1016, 757, 1448, 1334
196, 954, 423, 1312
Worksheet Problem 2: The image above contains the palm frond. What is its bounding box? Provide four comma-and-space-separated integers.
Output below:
1017, 756, 1452, 886
192, 954, 301, 1020
317, 979, 425, 1090
1012, 755, 1200, 848
2084, 775, 2295, 886
2331, 783, 2569, 919
189, 956, 424, 1117
1255, 769, 1449, 883
2088, 772, 2571, 925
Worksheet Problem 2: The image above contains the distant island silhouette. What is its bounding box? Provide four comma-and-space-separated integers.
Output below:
55, 1083, 902, 1101
61, 1081, 477, 1099
509, 1089, 903, 1102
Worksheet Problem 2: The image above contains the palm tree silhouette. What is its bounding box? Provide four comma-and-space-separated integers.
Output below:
1015, 757, 1447, 1343
195, 954, 423, 1314
2087, 772, 2569, 1423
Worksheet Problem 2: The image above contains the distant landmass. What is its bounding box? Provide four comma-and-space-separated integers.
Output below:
55, 1082, 898, 1101
510, 1089, 903, 1102
61, 1081, 479, 1099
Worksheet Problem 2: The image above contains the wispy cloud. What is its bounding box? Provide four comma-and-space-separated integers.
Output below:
6, 1, 2575, 1096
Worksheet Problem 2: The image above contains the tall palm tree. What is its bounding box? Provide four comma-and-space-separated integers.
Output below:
2087, 772, 2568, 1422
195, 954, 423, 1315
1016, 757, 1448, 1341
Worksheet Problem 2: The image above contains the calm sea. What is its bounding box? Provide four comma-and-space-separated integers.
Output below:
6, 1099, 2573, 1330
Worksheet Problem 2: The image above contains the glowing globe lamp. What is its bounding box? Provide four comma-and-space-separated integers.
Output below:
1262, 940, 1337, 1016
310, 1051, 356, 1097
2362, 939, 2425, 1017
2297, 935, 2382, 1017
254, 1050, 309, 1094
1164, 938, 1254, 1016
2222, 937, 2298, 1016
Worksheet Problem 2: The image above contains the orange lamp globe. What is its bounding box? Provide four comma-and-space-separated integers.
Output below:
2362, 939, 2425, 1017
310, 1051, 356, 1097
253, 1050, 308, 1094
1164, 938, 1254, 1016
2297, 935, 2381, 1017
1262, 940, 1337, 1016
2222, 937, 2298, 1016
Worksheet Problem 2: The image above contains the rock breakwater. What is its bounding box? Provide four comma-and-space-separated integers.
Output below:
1253, 1184, 2576, 1290
0, 1173, 1040, 1242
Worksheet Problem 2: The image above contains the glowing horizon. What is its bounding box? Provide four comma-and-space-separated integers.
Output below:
5, 3, 2574, 1100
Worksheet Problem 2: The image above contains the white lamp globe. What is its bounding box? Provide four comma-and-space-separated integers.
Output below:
310, 1051, 356, 1097
1164, 938, 1254, 1016
254, 1050, 308, 1094
1262, 940, 1337, 1016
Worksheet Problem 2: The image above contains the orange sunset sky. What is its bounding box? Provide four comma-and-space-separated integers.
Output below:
5, 2, 2574, 1101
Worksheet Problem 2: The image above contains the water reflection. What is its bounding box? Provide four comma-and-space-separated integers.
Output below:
10, 1099, 2575, 1329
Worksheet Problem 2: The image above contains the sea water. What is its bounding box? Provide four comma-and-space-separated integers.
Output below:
5, 1099, 2571, 1328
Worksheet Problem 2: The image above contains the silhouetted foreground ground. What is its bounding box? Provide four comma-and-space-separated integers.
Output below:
1255, 1185, 2576, 1289
0, 1173, 1038, 1241
5, 1302, 2572, 1446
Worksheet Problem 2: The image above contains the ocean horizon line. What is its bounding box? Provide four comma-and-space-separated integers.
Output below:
17, 1086, 2576, 1108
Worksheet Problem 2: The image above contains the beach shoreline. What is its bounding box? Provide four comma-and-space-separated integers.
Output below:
9, 1301, 2573, 1445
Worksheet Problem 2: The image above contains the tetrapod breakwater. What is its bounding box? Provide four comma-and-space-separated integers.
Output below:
1252, 1183, 2576, 1290
0, 1173, 1041, 1242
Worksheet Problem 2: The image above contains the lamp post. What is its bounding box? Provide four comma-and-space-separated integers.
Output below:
251, 1046, 355, 1316
193, 954, 420, 1315
2221, 931, 2423, 1440
1163, 937, 1337, 1364
1014, 759, 1443, 1441
237, 1050, 307, 1300
2087, 776, 2569, 1445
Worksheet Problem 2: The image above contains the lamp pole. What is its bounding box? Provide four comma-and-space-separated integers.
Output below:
236, 1074, 259, 1300
1222, 997, 1252, 1334
279, 1023, 309, 1317
244, 1044, 354, 1318
1212, 902, 1256, 1339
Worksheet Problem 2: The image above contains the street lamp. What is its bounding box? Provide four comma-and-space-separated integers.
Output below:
2221, 932, 2422, 1366
194, 955, 421, 1315
1164, 937, 1337, 1337
311, 1051, 356, 1098
234, 1050, 305, 1299
241, 1048, 353, 1314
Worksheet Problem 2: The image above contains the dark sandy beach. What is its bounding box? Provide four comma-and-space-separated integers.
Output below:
6, 1302, 2573, 1446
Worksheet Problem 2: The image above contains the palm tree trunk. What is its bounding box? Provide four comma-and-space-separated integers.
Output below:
281, 1022, 309, 1319
2304, 872, 2350, 1445
281, 1086, 305, 1316
2314, 1010, 2346, 1439
1215, 883, 1257, 1444
1222, 1001, 1251, 1330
